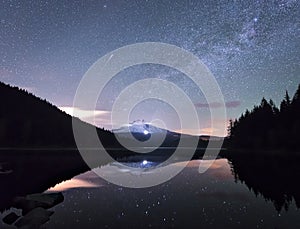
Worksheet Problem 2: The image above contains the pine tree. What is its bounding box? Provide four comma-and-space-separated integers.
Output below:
292, 84, 300, 106
280, 91, 291, 112
269, 99, 279, 114
228, 119, 234, 137
285, 91, 291, 106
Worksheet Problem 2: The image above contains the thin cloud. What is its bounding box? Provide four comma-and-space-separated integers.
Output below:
59, 106, 111, 127
173, 127, 222, 136
59, 106, 110, 119
194, 100, 241, 109
225, 101, 241, 108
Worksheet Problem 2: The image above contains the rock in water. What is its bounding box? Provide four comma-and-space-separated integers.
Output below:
26, 192, 64, 207
14, 207, 54, 228
13, 192, 64, 215
2, 212, 20, 225
0, 162, 13, 174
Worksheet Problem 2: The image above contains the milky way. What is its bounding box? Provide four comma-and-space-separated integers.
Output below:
0, 0, 299, 135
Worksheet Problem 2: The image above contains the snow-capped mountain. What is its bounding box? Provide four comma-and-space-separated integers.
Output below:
112, 120, 179, 143
113, 120, 168, 135
111, 120, 220, 150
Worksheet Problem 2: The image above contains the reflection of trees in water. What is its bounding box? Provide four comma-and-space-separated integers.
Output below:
228, 154, 300, 212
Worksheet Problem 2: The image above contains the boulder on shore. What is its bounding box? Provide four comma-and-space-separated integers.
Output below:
13, 192, 64, 215
14, 207, 54, 228
2, 212, 20, 225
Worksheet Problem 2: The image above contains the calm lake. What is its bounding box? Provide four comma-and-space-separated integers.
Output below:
1, 153, 300, 228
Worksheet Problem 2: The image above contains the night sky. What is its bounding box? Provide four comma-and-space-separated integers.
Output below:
1, 0, 299, 136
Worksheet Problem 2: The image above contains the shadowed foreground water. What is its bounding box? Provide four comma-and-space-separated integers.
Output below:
1, 151, 300, 228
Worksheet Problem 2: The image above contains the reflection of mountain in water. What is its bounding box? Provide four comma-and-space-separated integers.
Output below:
228, 153, 300, 212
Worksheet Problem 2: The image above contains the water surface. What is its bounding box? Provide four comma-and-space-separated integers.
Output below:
42, 158, 300, 228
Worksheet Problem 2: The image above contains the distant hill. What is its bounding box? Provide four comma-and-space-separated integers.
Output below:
0, 81, 115, 148
113, 121, 216, 148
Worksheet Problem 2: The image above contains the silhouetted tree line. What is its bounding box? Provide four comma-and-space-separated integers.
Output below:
0, 81, 115, 148
228, 84, 300, 150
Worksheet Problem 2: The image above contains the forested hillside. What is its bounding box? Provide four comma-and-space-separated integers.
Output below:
228, 84, 300, 150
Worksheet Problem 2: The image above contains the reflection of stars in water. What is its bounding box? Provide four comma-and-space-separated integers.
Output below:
47, 160, 293, 228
